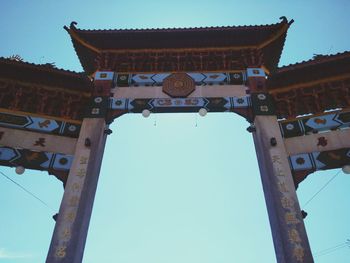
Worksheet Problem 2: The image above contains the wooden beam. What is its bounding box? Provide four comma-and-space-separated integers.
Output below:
46, 118, 107, 263
112, 84, 248, 99
284, 129, 350, 155
0, 127, 77, 155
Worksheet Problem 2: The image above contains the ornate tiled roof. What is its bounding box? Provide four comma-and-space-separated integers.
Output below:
0, 57, 92, 91
268, 51, 350, 120
65, 17, 293, 74
268, 51, 350, 90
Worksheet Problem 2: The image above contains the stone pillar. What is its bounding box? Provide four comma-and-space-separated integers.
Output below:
46, 71, 115, 263
247, 68, 314, 263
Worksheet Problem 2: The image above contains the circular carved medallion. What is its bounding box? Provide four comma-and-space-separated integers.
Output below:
162, 73, 195, 98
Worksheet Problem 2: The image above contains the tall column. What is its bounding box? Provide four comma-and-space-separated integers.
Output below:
46, 71, 115, 263
247, 68, 314, 263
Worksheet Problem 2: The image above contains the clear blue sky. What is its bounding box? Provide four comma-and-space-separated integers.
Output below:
0, 1, 350, 262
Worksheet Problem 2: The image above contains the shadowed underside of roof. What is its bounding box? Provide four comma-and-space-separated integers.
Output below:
267, 51, 350, 90
65, 17, 293, 75
0, 57, 92, 91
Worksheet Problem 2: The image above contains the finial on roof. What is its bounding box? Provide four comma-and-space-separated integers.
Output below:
43, 62, 57, 69
279, 16, 294, 26
63, 21, 78, 32
8, 54, 23, 62
279, 16, 288, 23
70, 21, 78, 29
313, 54, 325, 60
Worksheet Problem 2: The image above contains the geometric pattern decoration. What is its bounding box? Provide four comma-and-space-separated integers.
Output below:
0, 111, 81, 138
289, 148, 350, 172
250, 93, 275, 115
85, 96, 110, 118
0, 146, 73, 171
115, 72, 246, 87
162, 73, 195, 98
110, 96, 251, 113
246, 68, 266, 77
280, 110, 350, 138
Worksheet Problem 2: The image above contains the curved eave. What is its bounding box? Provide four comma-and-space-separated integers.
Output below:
0, 57, 93, 92
66, 18, 292, 75
267, 51, 350, 92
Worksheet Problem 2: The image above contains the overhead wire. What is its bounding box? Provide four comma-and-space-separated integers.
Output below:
0, 170, 54, 212
302, 169, 341, 208
314, 240, 350, 257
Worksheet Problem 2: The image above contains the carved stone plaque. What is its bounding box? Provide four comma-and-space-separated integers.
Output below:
162, 73, 195, 98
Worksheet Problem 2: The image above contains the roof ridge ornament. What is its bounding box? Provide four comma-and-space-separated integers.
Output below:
70, 21, 78, 29
279, 16, 294, 26
64, 21, 101, 55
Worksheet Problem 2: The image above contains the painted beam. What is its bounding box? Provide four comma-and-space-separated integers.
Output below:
279, 109, 350, 138
284, 128, 350, 155
0, 110, 81, 137
289, 147, 350, 173
0, 126, 77, 155
112, 85, 248, 99
113, 72, 246, 87
0, 146, 73, 172
109, 96, 251, 113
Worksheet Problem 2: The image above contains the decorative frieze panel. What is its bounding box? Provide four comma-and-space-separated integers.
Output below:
0, 146, 73, 172
98, 49, 262, 74
162, 73, 195, 98
272, 78, 350, 119
0, 111, 81, 137
114, 72, 246, 87
289, 148, 350, 172
0, 126, 77, 155
284, 129, 350, 156
280, 109, 350, 138
0, 80, 90, 121
109, 96, 251, 113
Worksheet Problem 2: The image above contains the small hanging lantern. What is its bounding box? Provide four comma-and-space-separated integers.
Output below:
15, 166, 25, 175
142, 109, 151, 118
198, 108, 207, 117
342, 165, 350, 174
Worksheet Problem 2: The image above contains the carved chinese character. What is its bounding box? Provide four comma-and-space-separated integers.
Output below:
34, 137, 46, 147
76, 168, 86, 178
278, 182, 289, 193
288, 229, 302, 243
275, 167, 285, 177
317, 136, 328, 147
55, 246, 66, 258
68, 196, 79, 207
61, 228, 71, 239
293, 246, 305, 262
285, 212, 300, 225
65, 211, 76, 222
79, 156, 88, 165
71, 182, 81, 192
281, 196, 294, 209
272, 155, 282, 164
